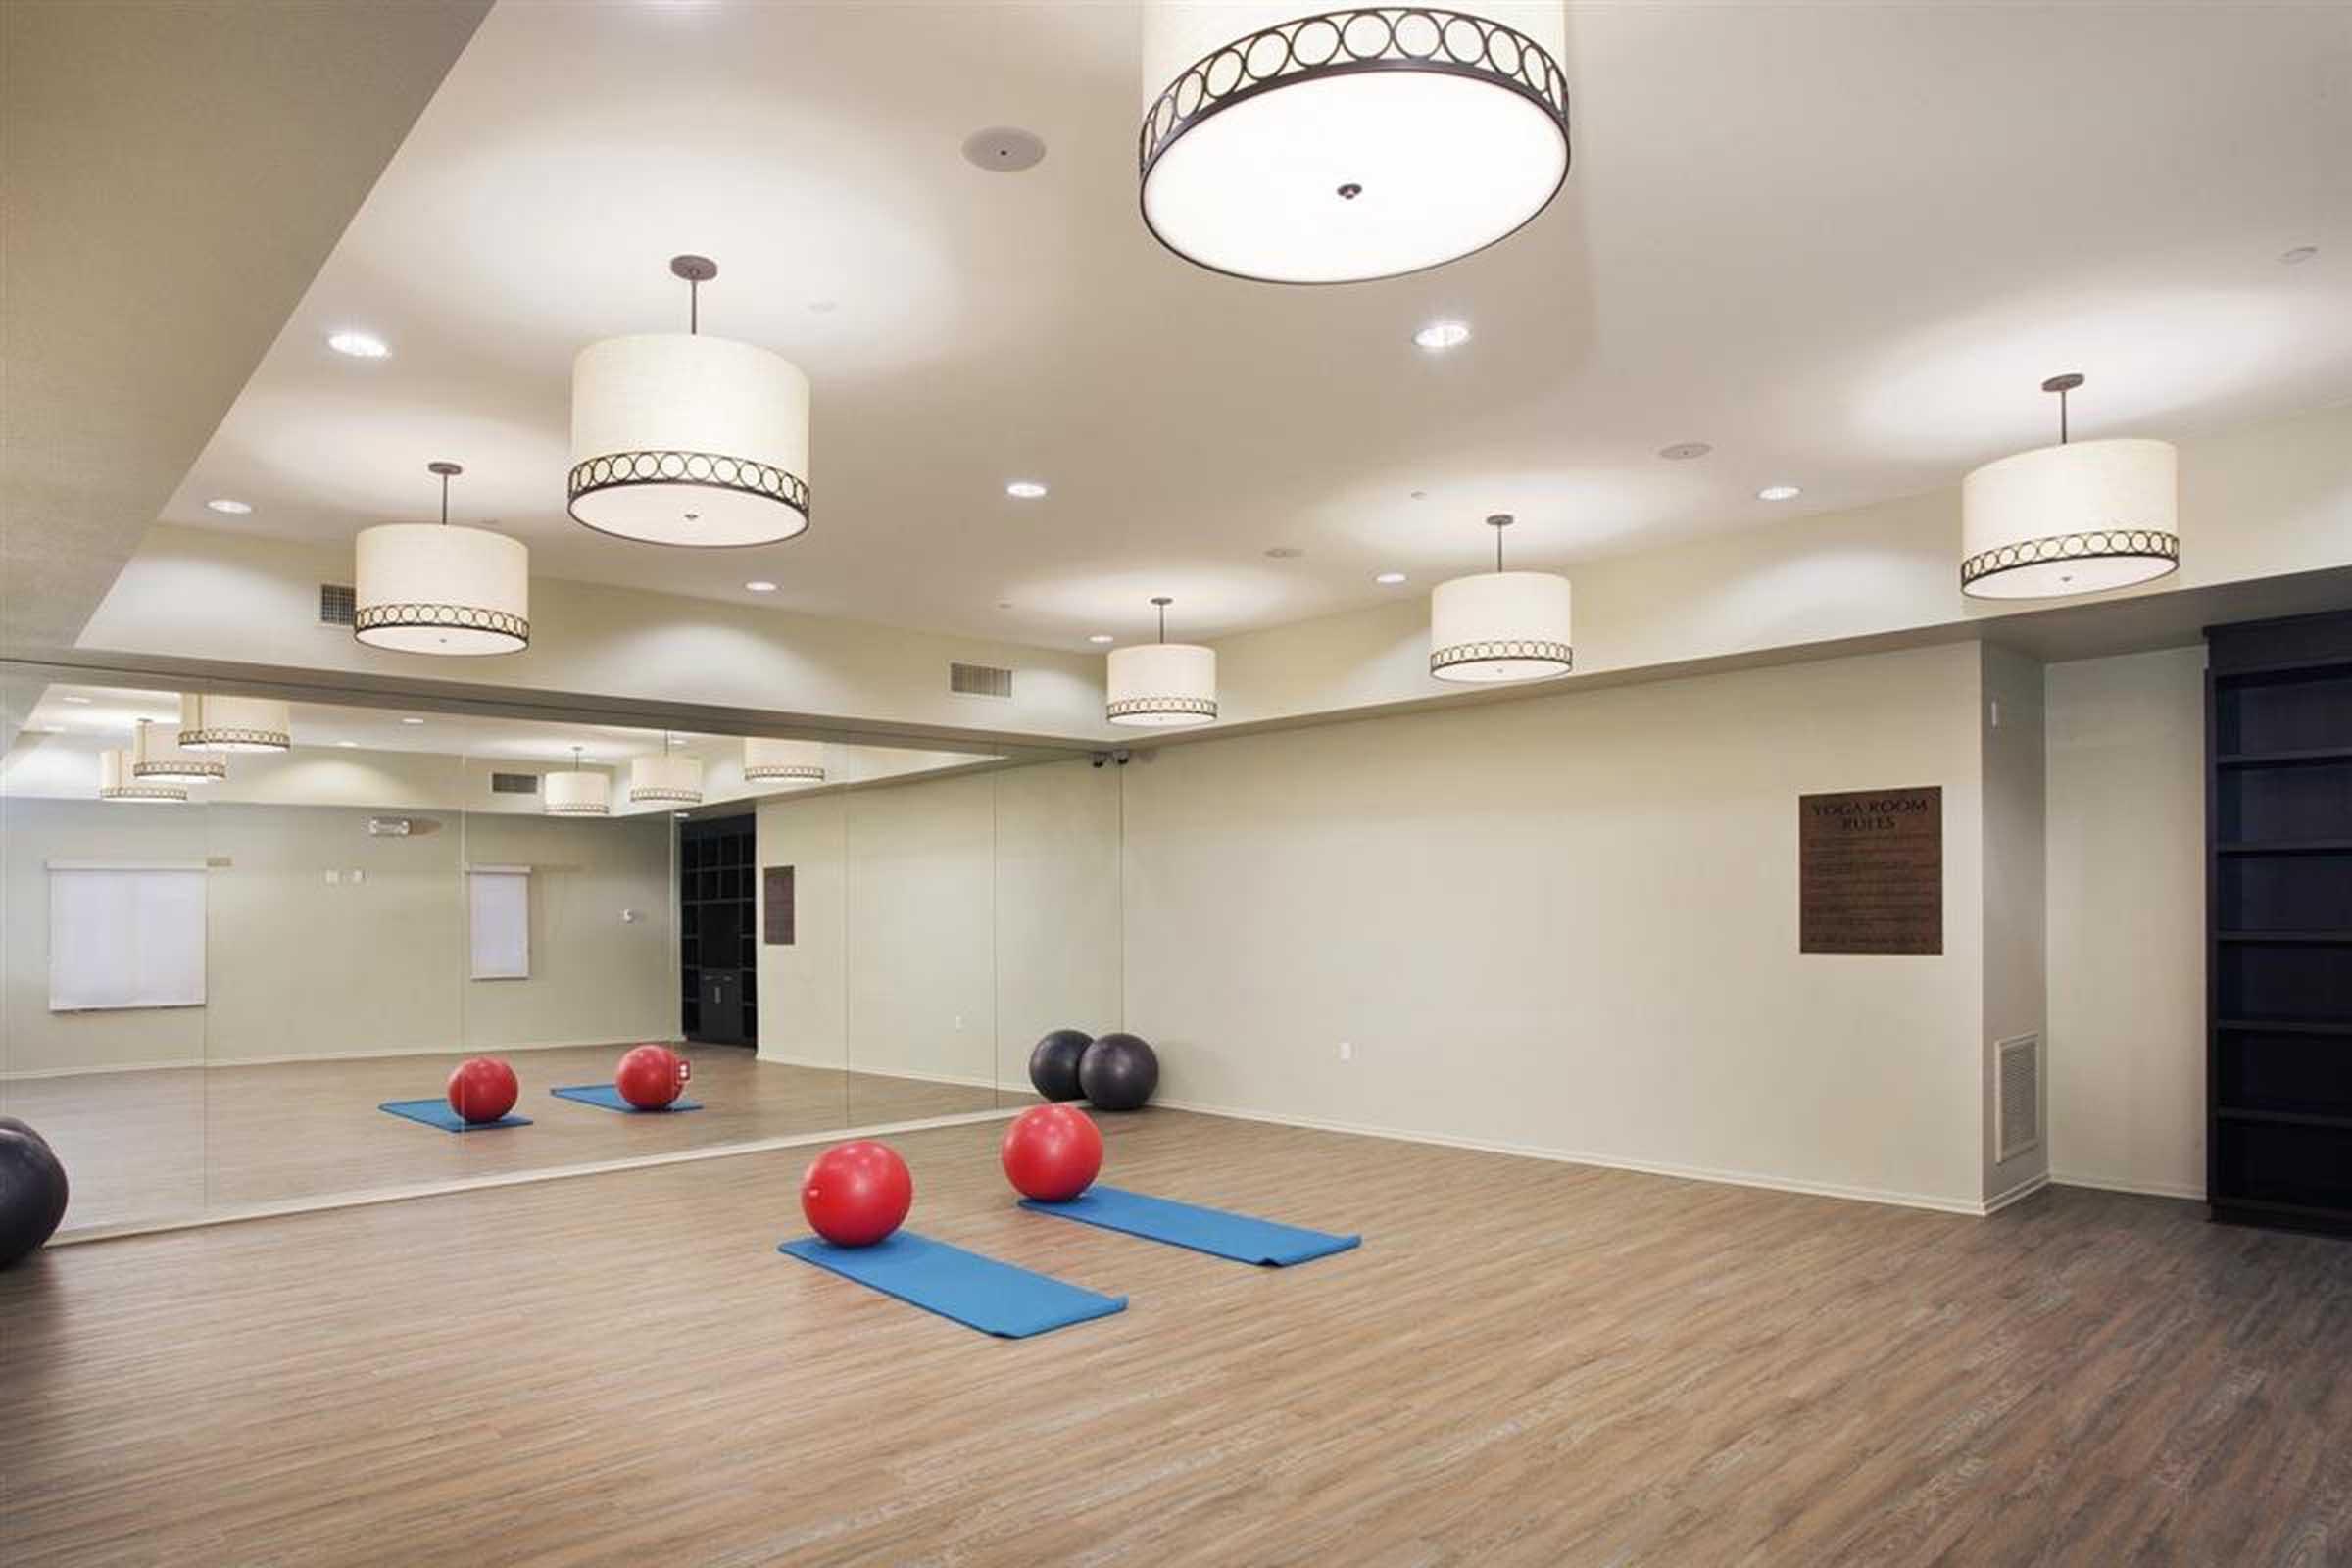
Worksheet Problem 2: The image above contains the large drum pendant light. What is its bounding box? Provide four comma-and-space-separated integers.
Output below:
132, 718, 225, 784
1106, 597, 1217, 727
1138, 2, 1573, 283
569, 255, 811, 548
743, 737, 826, 786
355, 462, 530, 654
1960, 373, 2179, 599
179, 693, 291, 752
1430, 513, 1572, 682
100, 749, 186, 803
629, 734, 704, 807
543, 748, 611, 817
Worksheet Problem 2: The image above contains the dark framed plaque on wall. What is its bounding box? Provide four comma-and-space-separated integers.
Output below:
762, 865, 795, 946
1798, 787, 1942, 955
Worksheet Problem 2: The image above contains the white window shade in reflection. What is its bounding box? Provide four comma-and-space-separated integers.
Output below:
467, 865, 530, 980
48, 861, 207, 1011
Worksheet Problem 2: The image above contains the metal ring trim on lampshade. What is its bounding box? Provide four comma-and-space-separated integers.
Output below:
1138, 2, 1572, 283
629, 749, 704, 806
131, 718, 226, 782
743, 737, 827, 785
178, 693, 291, 752
100, 749, 188, 802
1105, 598, 1218, 727
354, 463, 530, 655
1429, 514, 1573, 682
1959, 375, 2179, 599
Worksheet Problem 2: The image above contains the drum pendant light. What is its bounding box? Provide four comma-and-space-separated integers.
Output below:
1106, 597, 1217, 727
1138, 2, 1573, 283
569, 255, 811, 547
543, 748, 611, 817
1430, 513, 1573, 682
179, 693, 291, 752
131, 718, 225, 784
1960, 373, 2179, 599
100, 748, 186, 803
629, 733, 704, 806
354, 462, 530, 654
743, 737, 826, 786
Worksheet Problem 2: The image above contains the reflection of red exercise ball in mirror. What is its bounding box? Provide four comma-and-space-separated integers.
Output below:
1000, 1104, 1103, 1201
801, 1140, 913, 1248
614, 1045, 690, 1109
446, 1057, 519, 1124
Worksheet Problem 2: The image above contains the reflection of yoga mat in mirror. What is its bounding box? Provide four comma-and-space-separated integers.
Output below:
778, 1231, 1126, 1338
1020, 1187, 1359, 1266
379, 1099, 532, 1133
551, 1085, 703, 1114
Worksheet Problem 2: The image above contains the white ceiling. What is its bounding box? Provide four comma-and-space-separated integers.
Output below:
161, 0, 2352, 651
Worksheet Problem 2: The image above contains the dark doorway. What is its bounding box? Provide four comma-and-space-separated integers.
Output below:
680, 813, 757, 1046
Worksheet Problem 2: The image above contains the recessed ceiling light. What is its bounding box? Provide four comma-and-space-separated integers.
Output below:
400, 717, 425, 725
2279, 245, 2319, 266
326, 329, 389, 359
1413, 320, 1471, 351
807, 299, 838, 314
61, 695, 92, 704
335, 740, 360, 749
962, 125, 1047, 172
1265, 545, 1305, 559
205, 497, 253, 515
1088, 633, 1115, 645
744, 579, 778, 593
1005, 480, 1048, 499
1374, 571, 1408, 585
1659, 441, 1712, 461
1757, 485, 1803, 502
1410, 490, 1428, 501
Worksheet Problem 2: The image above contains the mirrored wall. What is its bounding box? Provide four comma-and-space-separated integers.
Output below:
0, 669, 1119, 1236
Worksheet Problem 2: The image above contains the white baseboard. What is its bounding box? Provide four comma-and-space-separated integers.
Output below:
2049, 1170, 2205, 1201
0, 1056, 209, 1081
757, 1051, 1000, 1093
1983, 1171, 2051, 1214
1, 1037, 670, 1082
1154, 1096, 1999, 1216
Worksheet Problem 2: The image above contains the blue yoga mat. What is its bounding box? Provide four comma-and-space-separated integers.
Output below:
378, 1099, 531, 1133
550, 1084, 704, 1114
1020, 1186, 1360, 1266
778, 1231, 1126, 1339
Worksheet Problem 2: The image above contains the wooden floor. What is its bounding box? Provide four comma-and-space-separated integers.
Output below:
0, 1046, 1005, 1232
5, 1110, 2349, 1567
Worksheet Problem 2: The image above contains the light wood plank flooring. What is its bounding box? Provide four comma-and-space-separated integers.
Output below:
4, 1110, 2349, 1566
1, 1046, 1006, 1231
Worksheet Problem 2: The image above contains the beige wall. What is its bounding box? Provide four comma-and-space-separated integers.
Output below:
1980, 643, 2049, 1201
1121, 642, 1995, 1211
2044, 645, 2207, 1198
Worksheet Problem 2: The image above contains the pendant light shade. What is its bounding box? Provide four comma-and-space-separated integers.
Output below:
101, 749, 186, 803
1960, 375, 2178, 599
1138, 2, 1572, 283
1430, 514, 1572, 682
132, 719, 225, 783
1106, 597, 1217, 727
354, 462, 530, 654
569, 255, 810, 548
629, 738, 704, 806
179, 693, 291, 752
543, 749, 610, 817
743, 737, 826, 786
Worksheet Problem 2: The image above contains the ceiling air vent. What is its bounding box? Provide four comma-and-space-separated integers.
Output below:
318, 583, 357, 626
489, 772, 540, 796
950, 662, 1013, 698
1995, 1034, 2041, 1162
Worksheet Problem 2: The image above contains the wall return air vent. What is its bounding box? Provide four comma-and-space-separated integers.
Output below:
489, 772, 541, 796
1995, 1033, 2041, 1163
318, 583, 357, 626
950, 662, 1013, 698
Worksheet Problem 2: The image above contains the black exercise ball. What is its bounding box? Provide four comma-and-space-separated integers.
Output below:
0, 1127, 68, 1268
1028, 1029, 1093, 1102
1079, 1032, 1159, 1112
0, 1115, 46, 1147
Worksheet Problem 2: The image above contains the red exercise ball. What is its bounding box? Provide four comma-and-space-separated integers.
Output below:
614, 1044, 691, 1109
1000, 1103, 1103, 1202
445, 1056, 518, 1124
801, 1140, 913, 1248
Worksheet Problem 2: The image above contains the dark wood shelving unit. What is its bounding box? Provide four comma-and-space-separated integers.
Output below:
2207, 610, 2352, 1238
679, 813, 757, 1046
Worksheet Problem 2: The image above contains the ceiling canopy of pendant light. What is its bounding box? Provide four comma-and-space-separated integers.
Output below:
1960, 372, 2179, 600
543, 748, 611, 817
744, 737, 826, 786
1106, 597, 1218, 727
355, 462, 530, 655
178, 693, 291, 752
1430, 513, 1573, 682
570, 254, 811, 548
132, 718, 225, 783
629, 736, 704, 806
100, 748, 186, 803
1138, 2, 1572, 283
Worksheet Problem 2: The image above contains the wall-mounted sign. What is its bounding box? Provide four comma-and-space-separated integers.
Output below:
763, 865, 795, 946
1798, 786, 1942, 955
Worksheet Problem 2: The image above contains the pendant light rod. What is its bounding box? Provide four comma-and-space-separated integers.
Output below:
426, 460, 461, 523
1152, 595, 1172, 643
2042, 372, 2083, 445
671, 254, 717, 335
1486, 513, 1515, 572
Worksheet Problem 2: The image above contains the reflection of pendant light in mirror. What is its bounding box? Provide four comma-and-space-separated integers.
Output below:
100, 748, 186, 803
744, 737, 826, 786
1961, 373, 2179, 599
629, 733, 704, 806
354, 462, 530, 654
1430, 513, 1572, 682
569, 254, 811, 547
179, 693, 291, 752
1106, 597, 1217, 727
1138, 3, 1573, 283
543, 747, 610, 816
132, 718, 225, 784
